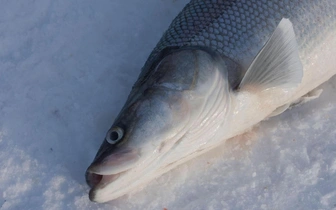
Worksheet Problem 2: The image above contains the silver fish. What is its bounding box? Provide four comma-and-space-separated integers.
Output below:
86, 0, 336, 203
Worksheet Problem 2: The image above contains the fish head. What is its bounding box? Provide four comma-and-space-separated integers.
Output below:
85, 49, 231, 203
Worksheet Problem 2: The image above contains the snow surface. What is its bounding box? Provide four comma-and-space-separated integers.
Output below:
0, 0, 336, 209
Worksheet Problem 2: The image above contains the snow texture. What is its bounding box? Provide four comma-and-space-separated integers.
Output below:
0, 0, 335, 209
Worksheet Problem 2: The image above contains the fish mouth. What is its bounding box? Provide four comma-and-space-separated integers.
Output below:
85, 170, 125, 202
85, 147, 140, 202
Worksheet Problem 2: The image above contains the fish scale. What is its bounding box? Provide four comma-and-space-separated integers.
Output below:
138, 0, 336, 81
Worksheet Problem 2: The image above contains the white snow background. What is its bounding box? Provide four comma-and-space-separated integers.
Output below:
1, 0, 336, 209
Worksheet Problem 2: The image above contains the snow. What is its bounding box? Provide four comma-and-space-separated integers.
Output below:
0, 0, 335, 209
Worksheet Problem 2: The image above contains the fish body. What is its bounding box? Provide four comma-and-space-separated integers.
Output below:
86, 0, 336, 203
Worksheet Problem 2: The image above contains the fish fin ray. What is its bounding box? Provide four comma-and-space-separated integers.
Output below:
239, 18, 303, 90
267, 88, 323, 118
268, 103, 291, 118
292, 88, 323, 107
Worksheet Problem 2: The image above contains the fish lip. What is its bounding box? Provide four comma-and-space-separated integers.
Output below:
89, 186, 97, 202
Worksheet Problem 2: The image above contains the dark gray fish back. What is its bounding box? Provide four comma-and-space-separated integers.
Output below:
135, 0, 336, 88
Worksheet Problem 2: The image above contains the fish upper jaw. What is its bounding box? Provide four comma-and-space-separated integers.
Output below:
87, 147, 140, 175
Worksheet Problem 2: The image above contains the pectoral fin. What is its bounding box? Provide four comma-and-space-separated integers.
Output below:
239, 18, 303, 91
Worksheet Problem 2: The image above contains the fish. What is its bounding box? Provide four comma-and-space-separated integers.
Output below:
85, 0, 336, 203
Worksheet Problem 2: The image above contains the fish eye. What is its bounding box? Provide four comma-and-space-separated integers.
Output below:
106, 127, 124, 144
